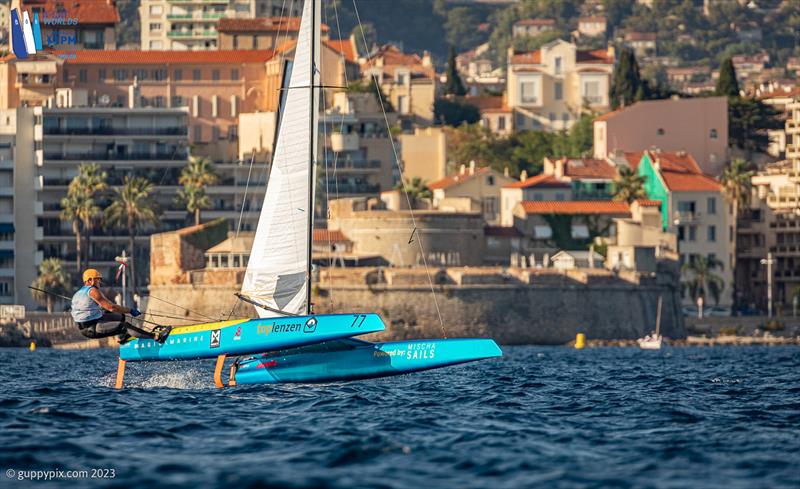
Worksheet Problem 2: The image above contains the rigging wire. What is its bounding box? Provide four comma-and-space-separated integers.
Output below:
144, 294, 218, 321
351, 0, 448, 338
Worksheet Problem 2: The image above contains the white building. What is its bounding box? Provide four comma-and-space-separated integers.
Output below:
139, 0, 300, 50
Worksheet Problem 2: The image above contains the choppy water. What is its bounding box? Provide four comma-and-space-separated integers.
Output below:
0, 346, 798, 488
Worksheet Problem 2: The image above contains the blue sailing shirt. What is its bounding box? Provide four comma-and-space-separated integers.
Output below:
71, 285, 103, 323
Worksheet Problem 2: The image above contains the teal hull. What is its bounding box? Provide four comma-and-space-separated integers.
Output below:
120, 313, 385, 361
233, 338, 503, 384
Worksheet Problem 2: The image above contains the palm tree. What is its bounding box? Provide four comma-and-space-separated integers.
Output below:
177, 156, 218, 226
682, 255, 725, 306
31, 258, 70, 313
104, 176, 160, 293
396, 177, 432, 201
720, 158, 753, 308
62, 163, 107, 270
613, 166, 647, 203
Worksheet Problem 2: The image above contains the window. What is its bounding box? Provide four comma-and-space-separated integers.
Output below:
134, 69, 148, 81
171, 96, 184, 107
153, 69, 167, 81
689, 225, 696, 242
153, 96, 165, 107
193, 125, 202, 141
555, 192, 565, 201
486, 176, 495, 186
396, 72, 406, 85
516, 113, 526, 128
562, 113, 569, 127
212, 69, 220, 81
79, 69, 87, 82
482, 197, 497, 217
533, 192, 543, 200
149, 40, 163, 49
212, 126, 220, 140
571, 224, 589, 239
149, 5, 163, 15
150, 23, 162, 31
707, 197, 716, 215
498, 116, 506, 130
520, 81, 537, 104
582, 80, 601, 104
174, 69, 182, 81
554, 57, 562, 75
555, 81, 563, 101
657, 128, 665, 135
113, 69, 128, 81
231, 69, 239, 81
193, 69, 201, 81
549, 113, 555, 124
708, 225, 716, 242
98, 68, 106, 80
678, 225, 685, 241
710, 128, 718, 139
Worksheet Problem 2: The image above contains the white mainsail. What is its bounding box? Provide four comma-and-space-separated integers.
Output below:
240, 0, 320, 317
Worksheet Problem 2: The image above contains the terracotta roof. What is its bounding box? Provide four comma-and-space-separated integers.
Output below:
325, 39, 356, 63
645, 151, 722, 192
514, 19, 555, 26
579, 16, 606, 23
429, 167, 492, 190
218, 17, 329, 33
624, 152, 644, 171
594, 108, 623, 122
58, 49, 276, 65
313, 229, 349, 243
463, 95, 507, 112
505, 174, 570, 189
484, 226, 522, 237
22, 0, 119, 25
624, 32, 657, 42
512, 48, 612, 65
519, 201, 631, 215
361, 44, 434, 79
563, 158, 617, 179
635, 199, 661, 208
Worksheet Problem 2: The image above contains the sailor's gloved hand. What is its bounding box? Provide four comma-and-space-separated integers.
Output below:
129, 308, 142, 317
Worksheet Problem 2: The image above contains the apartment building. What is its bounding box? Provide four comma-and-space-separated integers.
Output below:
635, 150, 733, 308
506, 40, 613, 132
12, 0, 119, 50
593, 97, 729, 176
737, 100, 800, 311
398, 127, 447, 185
577, 17, 606, 38
512, 19, 555, 38
622, 32, 656, 59
139, 0, 300, 50
0, 110, 15, 305
0, 49, 282, 161
467, 95, 513, 136
361, 44, 437, 126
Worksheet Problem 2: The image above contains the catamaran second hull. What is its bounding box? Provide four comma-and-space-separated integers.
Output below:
120, 314, 385, 361
232, 338, 503, 384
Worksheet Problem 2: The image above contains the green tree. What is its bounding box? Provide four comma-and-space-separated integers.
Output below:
728, 97, 783, 154
604, 0, 635, 27
682, 255, 725, 306
105, 176, 160, 293
613, 166, 647, 203
434, 98, 479, 126
31, 258, 70, 313
176, 156, 219, 226
720, 157, 753, 308
716, 57, 740, 97
444, 46, 467, 96
60, 193, 88, 275
610, 48, 645, 109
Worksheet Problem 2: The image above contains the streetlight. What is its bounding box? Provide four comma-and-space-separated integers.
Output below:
760, 252, 774, 318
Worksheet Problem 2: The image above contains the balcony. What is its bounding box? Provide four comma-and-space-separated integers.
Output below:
673, 211, 701, 224
43, 127, 187, 137
167, 12, 224, 20
167, 30, 216, 39
786, 119, 800, 134
330, 133, 360, 152
767, 194, 800, 208
327, 183, 381, 195
43, 152, 188, 162
335, 160, 382, 171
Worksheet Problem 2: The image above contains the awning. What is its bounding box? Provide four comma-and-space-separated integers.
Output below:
0, 223, 14, 233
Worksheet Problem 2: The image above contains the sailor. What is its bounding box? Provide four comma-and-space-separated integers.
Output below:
71, 269, 166, 344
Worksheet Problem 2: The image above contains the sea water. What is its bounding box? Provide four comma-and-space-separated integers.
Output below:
0, 346, 797, 488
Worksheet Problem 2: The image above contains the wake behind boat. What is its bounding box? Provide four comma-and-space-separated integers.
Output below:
114, 0, 501, 388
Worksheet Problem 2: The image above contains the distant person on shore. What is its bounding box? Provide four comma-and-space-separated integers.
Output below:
70, 269, 166, 344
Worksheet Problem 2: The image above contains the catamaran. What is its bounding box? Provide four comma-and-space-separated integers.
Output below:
115, 0, 501, 388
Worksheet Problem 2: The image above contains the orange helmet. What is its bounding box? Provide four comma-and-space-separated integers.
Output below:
82, 269, 102, 282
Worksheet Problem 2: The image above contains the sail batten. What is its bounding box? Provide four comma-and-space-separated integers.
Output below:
240, 0, 320, 318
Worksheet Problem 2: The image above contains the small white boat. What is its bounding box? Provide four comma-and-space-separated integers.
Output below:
638, 296, 664, 350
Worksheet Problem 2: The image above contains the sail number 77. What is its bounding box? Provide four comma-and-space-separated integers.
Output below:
350, 314, 367, 328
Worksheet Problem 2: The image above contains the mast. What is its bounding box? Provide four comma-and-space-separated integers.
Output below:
305, 0, 317, 315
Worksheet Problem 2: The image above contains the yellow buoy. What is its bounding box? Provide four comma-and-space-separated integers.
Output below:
575, 333, 585, 350
29, 341, 36, 351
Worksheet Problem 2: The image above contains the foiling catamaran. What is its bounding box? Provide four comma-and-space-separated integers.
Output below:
115, 0, 501, 388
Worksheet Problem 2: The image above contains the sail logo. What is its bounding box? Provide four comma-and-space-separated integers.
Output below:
10, 8, 79, 60
304, 317, 317, 333
256, 324, 273, 336
233, 326, 242, 341
210, 329, 221, 348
